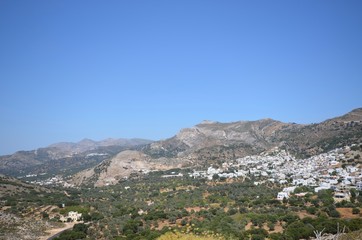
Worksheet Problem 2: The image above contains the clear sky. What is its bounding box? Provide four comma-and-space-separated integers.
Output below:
1, 1, 361, 155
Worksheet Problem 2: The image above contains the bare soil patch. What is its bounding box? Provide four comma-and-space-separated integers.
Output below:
297, 210, 317, 219
337, 208, 362, 219
185, 207, 207, 213
245, 222, 253, 230
271, 222, 283, 233
245, 221, 283, 233
203, 191, 210, 199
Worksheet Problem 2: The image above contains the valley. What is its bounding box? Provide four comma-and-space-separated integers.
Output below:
1, 109, 362, 239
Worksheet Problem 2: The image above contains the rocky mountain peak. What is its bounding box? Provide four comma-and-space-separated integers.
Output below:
199, 120, 218, 125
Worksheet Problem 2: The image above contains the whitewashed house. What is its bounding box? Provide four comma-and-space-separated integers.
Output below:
283, 186, 296, 194
277, 192, 289, 200
315, 182, 331, 192
60, 211, 82, 222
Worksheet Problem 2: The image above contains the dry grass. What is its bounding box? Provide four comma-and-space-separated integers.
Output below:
157, 231, 225, 240
338, 229, 362, 240
296, 210, 317, 219
336, 208, 361, 219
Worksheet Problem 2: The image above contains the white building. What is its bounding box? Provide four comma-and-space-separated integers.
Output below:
277, 192, 289, 200
283, 186, 296, 194
60, 211, 82, 222
315, 182, 331, 192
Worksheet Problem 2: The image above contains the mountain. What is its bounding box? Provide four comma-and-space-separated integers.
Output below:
145, 108, 362, 161
72, 108, 362, 186
0, 138, 153, 177
48, 138, 151, 154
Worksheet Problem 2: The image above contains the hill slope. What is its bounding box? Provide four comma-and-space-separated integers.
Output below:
0, 174, 51, 198
73, 108, 362, 186
0, 138, 153, 177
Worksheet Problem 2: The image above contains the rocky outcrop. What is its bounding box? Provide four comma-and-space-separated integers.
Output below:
72, 150, 176, 187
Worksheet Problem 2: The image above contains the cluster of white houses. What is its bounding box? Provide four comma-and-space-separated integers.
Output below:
25, 175, 75, 188
59, 211, 82, 222
189, 145, 362, 201
24, 143, 362, 204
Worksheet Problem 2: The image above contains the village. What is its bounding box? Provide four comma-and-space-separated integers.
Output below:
25, 174, 75, 188
189, 144, 362, 202
3, 144, 362, 240
24, 144, 362, 205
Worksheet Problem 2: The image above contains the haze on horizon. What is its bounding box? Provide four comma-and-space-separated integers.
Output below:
1, 0, 361, 155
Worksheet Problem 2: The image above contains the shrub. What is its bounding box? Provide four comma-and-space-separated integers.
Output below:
285, 221, 314, 239
328, 209, 340, 218
306, 206, 317, 215
352, 208, 360, 215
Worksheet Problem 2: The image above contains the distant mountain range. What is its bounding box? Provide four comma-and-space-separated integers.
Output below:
48, 138, 152, 154
73, 108, 362, 186
1, 109, 362, 186
0, 138, 152, 177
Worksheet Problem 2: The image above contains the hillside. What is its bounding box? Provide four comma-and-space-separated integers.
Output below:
146, 108, 362, 161
0, 174, 80, 240
0, 174, 51, 198
0, 138, 152, 177
73, 108, 362, 186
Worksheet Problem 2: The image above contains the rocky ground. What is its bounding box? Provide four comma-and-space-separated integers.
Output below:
0, 212, 44, 239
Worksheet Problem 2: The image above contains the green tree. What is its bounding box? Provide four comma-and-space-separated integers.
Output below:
285, 221, 314, 239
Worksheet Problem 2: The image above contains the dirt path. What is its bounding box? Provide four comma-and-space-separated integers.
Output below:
38, 222, 76, 240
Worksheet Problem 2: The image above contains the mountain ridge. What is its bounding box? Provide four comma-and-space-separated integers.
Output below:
47, 138, 153, 154
1, 108, 361, 186
0, 138, 153, 177
72, 108, 362, 186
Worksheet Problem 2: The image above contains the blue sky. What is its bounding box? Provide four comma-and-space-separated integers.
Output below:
1, 1, 361, 155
